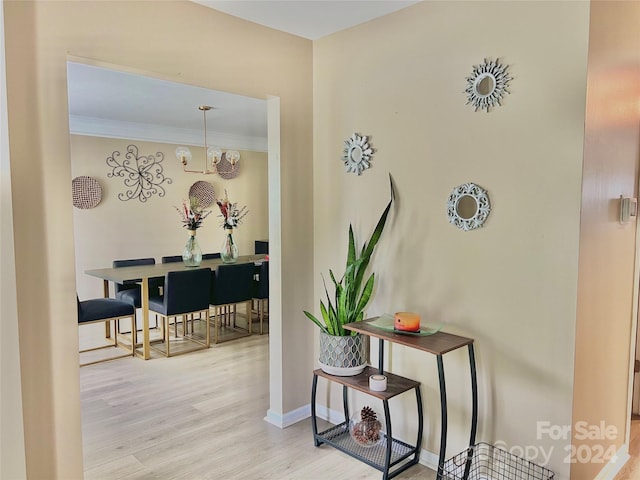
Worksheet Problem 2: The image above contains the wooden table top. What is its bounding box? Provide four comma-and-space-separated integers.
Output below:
85, 254, 266, 283
344, 317, 473, 355
314, 365, 420, 400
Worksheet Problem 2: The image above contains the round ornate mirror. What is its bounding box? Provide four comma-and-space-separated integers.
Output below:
456, 195, 478, 220
465, 58, 512, 112
349, 145, 363, 164
342, 133, 373, 175
474, 73, 496, 98
447, 183, 491, 231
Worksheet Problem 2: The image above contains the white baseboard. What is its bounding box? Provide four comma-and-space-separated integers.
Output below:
264, 404, 311, 428
419, 448, 440, 471
594, 444, 630, 480
313, 403, 346, 425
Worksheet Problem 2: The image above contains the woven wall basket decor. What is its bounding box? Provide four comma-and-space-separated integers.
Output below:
72, 176, 102, 209
217, 152, 240, 180
188, 180, 215, 208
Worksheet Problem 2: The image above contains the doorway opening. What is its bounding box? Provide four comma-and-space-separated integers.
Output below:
66, 57, 282, 468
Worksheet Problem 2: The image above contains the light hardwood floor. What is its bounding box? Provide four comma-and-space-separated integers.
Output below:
80, 332, 435, 479
613, 418, 640, 480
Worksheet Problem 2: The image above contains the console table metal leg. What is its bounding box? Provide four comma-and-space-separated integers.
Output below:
463, 343, 478, 480
342, 385, 350, 424
436, 354, 447, 480
382, 400, 392, 480
311, 373, 321, 446
415, 385, 424, 462
468, 343, 478, 446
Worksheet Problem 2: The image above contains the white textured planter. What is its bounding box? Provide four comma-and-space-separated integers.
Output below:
318, 331, 367, 376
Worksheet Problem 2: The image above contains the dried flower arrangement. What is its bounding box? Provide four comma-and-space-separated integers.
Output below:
175, 196, 211, 230
216, 189, 248, 230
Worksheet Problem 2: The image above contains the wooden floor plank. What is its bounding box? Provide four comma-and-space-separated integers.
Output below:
81, 333, 434, 479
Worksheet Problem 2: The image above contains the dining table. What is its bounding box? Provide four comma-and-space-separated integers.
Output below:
85, 254, 267, 359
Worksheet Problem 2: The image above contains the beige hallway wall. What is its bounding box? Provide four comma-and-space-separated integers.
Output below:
3, 1, 313, 477
0, 0, 27, 477
313, 2, 589, 478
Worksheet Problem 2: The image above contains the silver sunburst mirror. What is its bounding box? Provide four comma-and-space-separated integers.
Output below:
465, 58, 512, 112
342, 133, 373, 175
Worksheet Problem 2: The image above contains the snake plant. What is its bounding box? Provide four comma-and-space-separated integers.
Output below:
304, 174, 394, 336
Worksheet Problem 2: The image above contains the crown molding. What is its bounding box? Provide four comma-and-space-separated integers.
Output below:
68, 115, 268, 152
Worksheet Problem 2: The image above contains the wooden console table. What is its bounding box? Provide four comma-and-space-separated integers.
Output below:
310, 317, 477, 480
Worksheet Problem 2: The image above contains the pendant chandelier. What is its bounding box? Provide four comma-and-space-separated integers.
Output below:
176, 105, 240, 176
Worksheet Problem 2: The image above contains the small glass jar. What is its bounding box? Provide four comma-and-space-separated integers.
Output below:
349, 413, 383, 448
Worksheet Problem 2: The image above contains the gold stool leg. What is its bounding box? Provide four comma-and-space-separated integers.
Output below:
246, 301, 251, 335
214, 307, 219, 344
165, 316, 170, 357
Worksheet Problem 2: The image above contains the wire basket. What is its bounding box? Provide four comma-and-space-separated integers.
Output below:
440, 442, 555, 480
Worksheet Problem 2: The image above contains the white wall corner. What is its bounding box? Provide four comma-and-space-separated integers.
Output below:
264, 404, 311, 429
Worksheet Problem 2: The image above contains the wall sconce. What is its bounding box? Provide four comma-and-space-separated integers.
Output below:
176, 105, 241, 176
620, 195, 637, 224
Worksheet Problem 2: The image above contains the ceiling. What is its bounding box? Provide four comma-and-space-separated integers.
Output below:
67, 1, 420, 151
192, 0, 421, 40
67, 61, 269, 152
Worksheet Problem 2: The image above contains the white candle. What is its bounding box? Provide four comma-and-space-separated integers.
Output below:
369, 374, 387, 391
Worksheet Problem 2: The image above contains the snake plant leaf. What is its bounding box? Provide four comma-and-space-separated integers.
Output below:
355, 273, 375, 315
322, 274, 339, 334
347, 225, 356, 273
344, 256, 366, 310
353, 198, 392, 298
304, 310, 328, 334
320, 301, 335, 335
329, 269, 340, 290
304, 173, 395, 335
329, 272, 347, 333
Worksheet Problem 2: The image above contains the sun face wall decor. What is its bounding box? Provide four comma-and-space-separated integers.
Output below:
342, 133, 373, 175
465, 58, 512, 112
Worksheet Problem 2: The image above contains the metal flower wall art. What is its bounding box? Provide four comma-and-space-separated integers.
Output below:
106, 144, 173, 202
465, 58, 512, 112
342, 133, 374, 175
